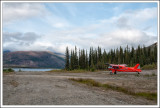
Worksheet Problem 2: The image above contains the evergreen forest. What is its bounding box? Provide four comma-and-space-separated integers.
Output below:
65, 43, 157, 71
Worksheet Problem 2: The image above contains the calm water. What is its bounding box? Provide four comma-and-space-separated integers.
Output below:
11, 68, 59, 72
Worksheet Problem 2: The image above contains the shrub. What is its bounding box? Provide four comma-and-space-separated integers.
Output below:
91, 68, 95, 72
3, 68, 14, 73
142, 64, 157, 70
8, 68, 14, 72
69, 78, 157, 101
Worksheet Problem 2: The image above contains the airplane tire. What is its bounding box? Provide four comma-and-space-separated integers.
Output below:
114, 71, 117, 74
138, 72, 140, 74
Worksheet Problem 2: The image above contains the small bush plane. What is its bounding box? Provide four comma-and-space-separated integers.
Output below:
107, 63, 141, 74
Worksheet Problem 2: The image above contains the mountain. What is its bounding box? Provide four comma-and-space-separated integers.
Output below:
146, 42, 157, 51
3, 51, 65, 68
3, 50, 11, 54
53, 52, 65, 58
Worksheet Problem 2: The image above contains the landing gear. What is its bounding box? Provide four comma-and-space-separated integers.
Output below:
110, 71, 117, 75
137, 72, 140, 74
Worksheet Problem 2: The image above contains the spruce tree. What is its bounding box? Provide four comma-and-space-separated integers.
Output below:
65, 47, 70, 70
89, 47, 92, 67
70, 50, 73, 70
119, 46, 123, 64
85, 50, 89, 70
74, 46, 78, 69
154, 45, 157, 64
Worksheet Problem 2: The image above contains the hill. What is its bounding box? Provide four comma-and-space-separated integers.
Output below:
3, 50, 11, 54
146, 42, 157, 52
3, 51, 65, 68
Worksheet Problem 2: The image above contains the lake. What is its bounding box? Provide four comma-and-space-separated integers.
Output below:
10, 68, 59, 72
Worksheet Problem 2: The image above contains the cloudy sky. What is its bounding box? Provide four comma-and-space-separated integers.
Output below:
2, 2, 158, 53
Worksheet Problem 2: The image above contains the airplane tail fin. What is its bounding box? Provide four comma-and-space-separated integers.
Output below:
134, 64, 140, 69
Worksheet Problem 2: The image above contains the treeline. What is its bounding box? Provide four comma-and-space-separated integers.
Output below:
65, 44, 157, 71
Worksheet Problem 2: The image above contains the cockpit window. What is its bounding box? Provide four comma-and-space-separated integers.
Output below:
108, 66, 112, 68
113, 66, 119, 69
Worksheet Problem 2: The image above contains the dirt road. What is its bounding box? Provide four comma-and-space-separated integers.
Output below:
3, 70, 157, 105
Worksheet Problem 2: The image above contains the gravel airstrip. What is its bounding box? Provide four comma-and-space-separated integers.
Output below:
3, 70, 157, 105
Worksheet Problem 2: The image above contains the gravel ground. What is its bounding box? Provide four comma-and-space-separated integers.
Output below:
3, 70, 157, 105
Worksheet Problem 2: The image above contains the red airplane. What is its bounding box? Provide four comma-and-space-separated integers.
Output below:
108, 63, 141, 74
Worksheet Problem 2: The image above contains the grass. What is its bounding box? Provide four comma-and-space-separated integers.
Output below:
69, 78, 157, 101
134, 74, 140, 77
70, 78, 102, 87
3, 68, 14, 73
143, 73, 157, 77
152, 72, 156, 76
142, 64, 157, 70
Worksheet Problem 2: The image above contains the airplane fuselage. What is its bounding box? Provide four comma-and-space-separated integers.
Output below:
108, 64, 141, 74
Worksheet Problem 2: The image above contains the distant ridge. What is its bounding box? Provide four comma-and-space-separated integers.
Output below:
147, 42, 157, 47
3, 50, 11, 54
145, 42, 157, 52
3, 51, 65, 68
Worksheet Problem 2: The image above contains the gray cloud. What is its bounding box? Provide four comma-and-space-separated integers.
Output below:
4, 27, 156, 53
98, 28, 157, 50
3, 32, 41, 51
40, 27, 157, 54
116, 16, 132, 29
